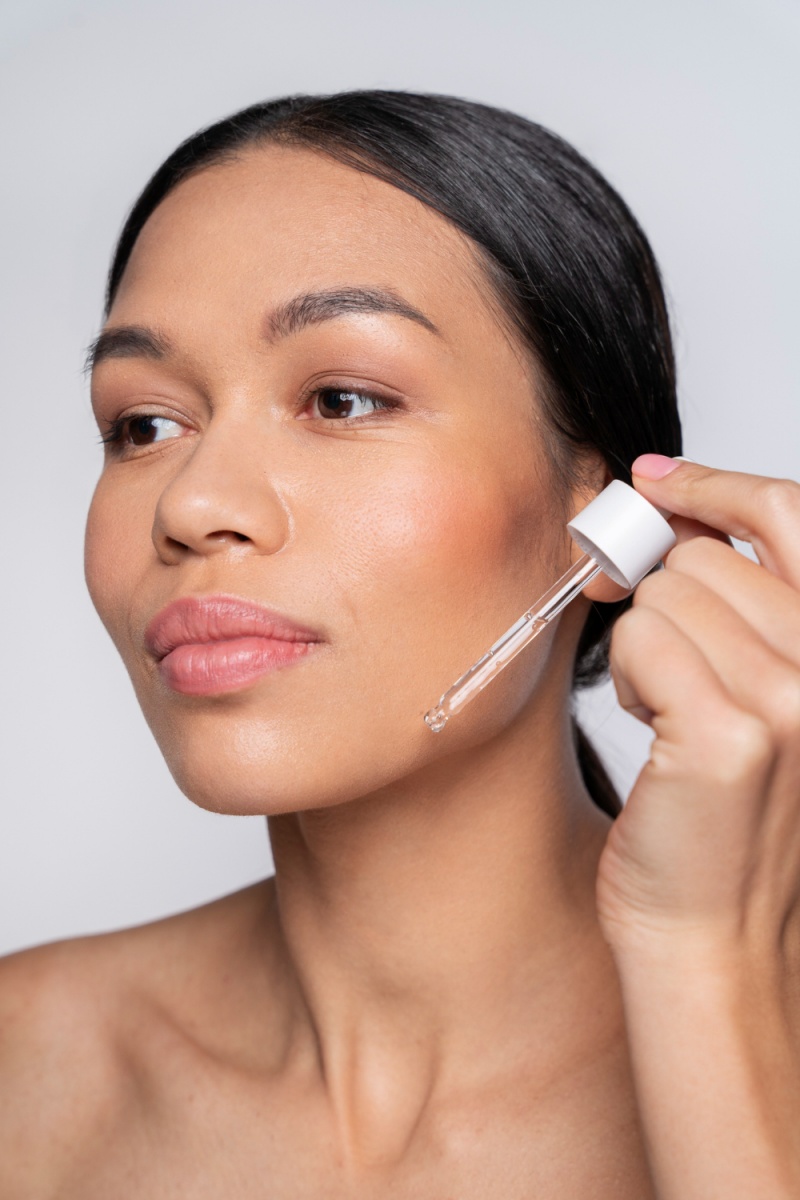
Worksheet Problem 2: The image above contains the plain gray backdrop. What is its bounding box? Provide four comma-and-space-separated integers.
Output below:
1, 0, 798, 955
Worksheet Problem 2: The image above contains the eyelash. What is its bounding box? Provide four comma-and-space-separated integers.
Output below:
99, 417, 140, 446
303, 384, 397, 422
98, 386, 400, 451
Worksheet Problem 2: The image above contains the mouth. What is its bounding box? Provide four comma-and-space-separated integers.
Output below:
144, 594, 323, 697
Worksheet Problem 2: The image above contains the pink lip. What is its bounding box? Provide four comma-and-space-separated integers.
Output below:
144, 595, 323, 697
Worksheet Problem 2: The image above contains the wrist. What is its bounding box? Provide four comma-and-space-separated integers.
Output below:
604, 917, 791, 992
607, 921, 800, 1056
609, 926, 800, 1199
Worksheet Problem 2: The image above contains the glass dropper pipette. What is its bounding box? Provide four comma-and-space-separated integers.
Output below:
423, 480, 677, 733
424, 553, 601, 731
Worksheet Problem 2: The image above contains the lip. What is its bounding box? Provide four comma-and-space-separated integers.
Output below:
144, 594, 323, 697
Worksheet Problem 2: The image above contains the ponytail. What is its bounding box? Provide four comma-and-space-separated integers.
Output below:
573, 719, 621, 818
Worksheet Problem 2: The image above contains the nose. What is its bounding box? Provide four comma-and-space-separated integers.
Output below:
151, 420, 291, 564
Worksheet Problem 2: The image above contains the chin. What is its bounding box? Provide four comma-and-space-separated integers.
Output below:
148, 703, 432, 817
131, 649, 548, 816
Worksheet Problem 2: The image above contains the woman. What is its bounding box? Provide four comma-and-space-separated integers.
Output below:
1, 91, 798, 1197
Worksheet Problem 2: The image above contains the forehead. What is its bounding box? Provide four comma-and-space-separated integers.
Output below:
110, 145, 509, 350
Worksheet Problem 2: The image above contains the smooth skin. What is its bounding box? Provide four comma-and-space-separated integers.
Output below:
1, 146, 799, 1198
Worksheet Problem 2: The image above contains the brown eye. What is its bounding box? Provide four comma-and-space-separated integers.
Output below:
312, 389, 386, 419
126, 415, 183, 445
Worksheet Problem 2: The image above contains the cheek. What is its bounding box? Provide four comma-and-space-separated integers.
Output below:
84, 473, 149, 651
331, 452, 547, 623
304, 445, 555, 712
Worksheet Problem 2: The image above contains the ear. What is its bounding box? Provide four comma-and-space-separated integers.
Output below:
565, 458, 631, 605
579, 570, 631, 605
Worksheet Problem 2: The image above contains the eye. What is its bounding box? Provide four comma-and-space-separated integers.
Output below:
102, 414, 185, 449
310, 388, 391, 420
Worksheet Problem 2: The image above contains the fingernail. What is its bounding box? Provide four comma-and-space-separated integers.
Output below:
631, 453, 682, 480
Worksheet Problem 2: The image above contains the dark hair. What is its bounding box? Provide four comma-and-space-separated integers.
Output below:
105, 91, 682, 817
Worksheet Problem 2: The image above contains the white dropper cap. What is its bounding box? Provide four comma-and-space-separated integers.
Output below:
566, 479, 676, 590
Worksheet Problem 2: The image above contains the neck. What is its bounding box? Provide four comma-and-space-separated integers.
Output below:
266, 688, 615, 1163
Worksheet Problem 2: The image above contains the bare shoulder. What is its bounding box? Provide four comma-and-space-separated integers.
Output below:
0, 879, 275, 1197
0, 933, 134, 1196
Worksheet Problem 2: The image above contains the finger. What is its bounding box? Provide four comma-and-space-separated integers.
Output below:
608, 606, 792, 932
668, 514, 731, 549
632, 566, 800, 743
663, 536, 800, 669
610, 605, 773, 789
631, 456, 800, 588
583, 516, 729, 607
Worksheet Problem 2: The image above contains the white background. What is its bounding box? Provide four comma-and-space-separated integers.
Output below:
1, 0, 797, 955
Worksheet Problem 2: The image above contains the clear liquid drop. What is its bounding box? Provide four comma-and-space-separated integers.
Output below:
424, 707, 448, 733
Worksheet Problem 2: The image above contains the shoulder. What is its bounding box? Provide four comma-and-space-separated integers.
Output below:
0, 935, 133, 1196
0, 879, 274, 1196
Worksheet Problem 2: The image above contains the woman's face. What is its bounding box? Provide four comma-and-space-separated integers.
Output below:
86, 146, 584, 814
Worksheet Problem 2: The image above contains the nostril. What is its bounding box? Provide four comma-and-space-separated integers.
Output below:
155, 529, 252, 562
208, 530, 251, 544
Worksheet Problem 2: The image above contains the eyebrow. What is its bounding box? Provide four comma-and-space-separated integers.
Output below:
85, 286, 440, 376
265, 286, 440, 341
84, 325, 171, 375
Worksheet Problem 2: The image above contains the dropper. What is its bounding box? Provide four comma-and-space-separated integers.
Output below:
423, 480, 676, 732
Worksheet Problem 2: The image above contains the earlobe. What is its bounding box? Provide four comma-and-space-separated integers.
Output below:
566, 472, 674, 605
566, 476, 631, 603
580, 570, 631, 605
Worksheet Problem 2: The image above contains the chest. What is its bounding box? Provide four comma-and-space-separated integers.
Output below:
67, 1061, 656, 1200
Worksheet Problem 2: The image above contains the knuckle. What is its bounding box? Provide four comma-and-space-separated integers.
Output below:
611, 602, 654, 651
665, 536, 720, 575
765, 672, 800, 743
631, 569, 665, 608
757, 477, 800, 525
714, 711, 775, 781
664, 540, 694, 573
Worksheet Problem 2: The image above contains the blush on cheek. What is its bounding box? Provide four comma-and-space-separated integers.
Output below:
329, 458, 552, 699
361, 461, 545, 598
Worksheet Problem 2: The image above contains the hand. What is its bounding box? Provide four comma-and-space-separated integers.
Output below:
596, 455, 800, 965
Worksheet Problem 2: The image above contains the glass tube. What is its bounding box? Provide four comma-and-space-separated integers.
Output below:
424, 553, 601, 732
